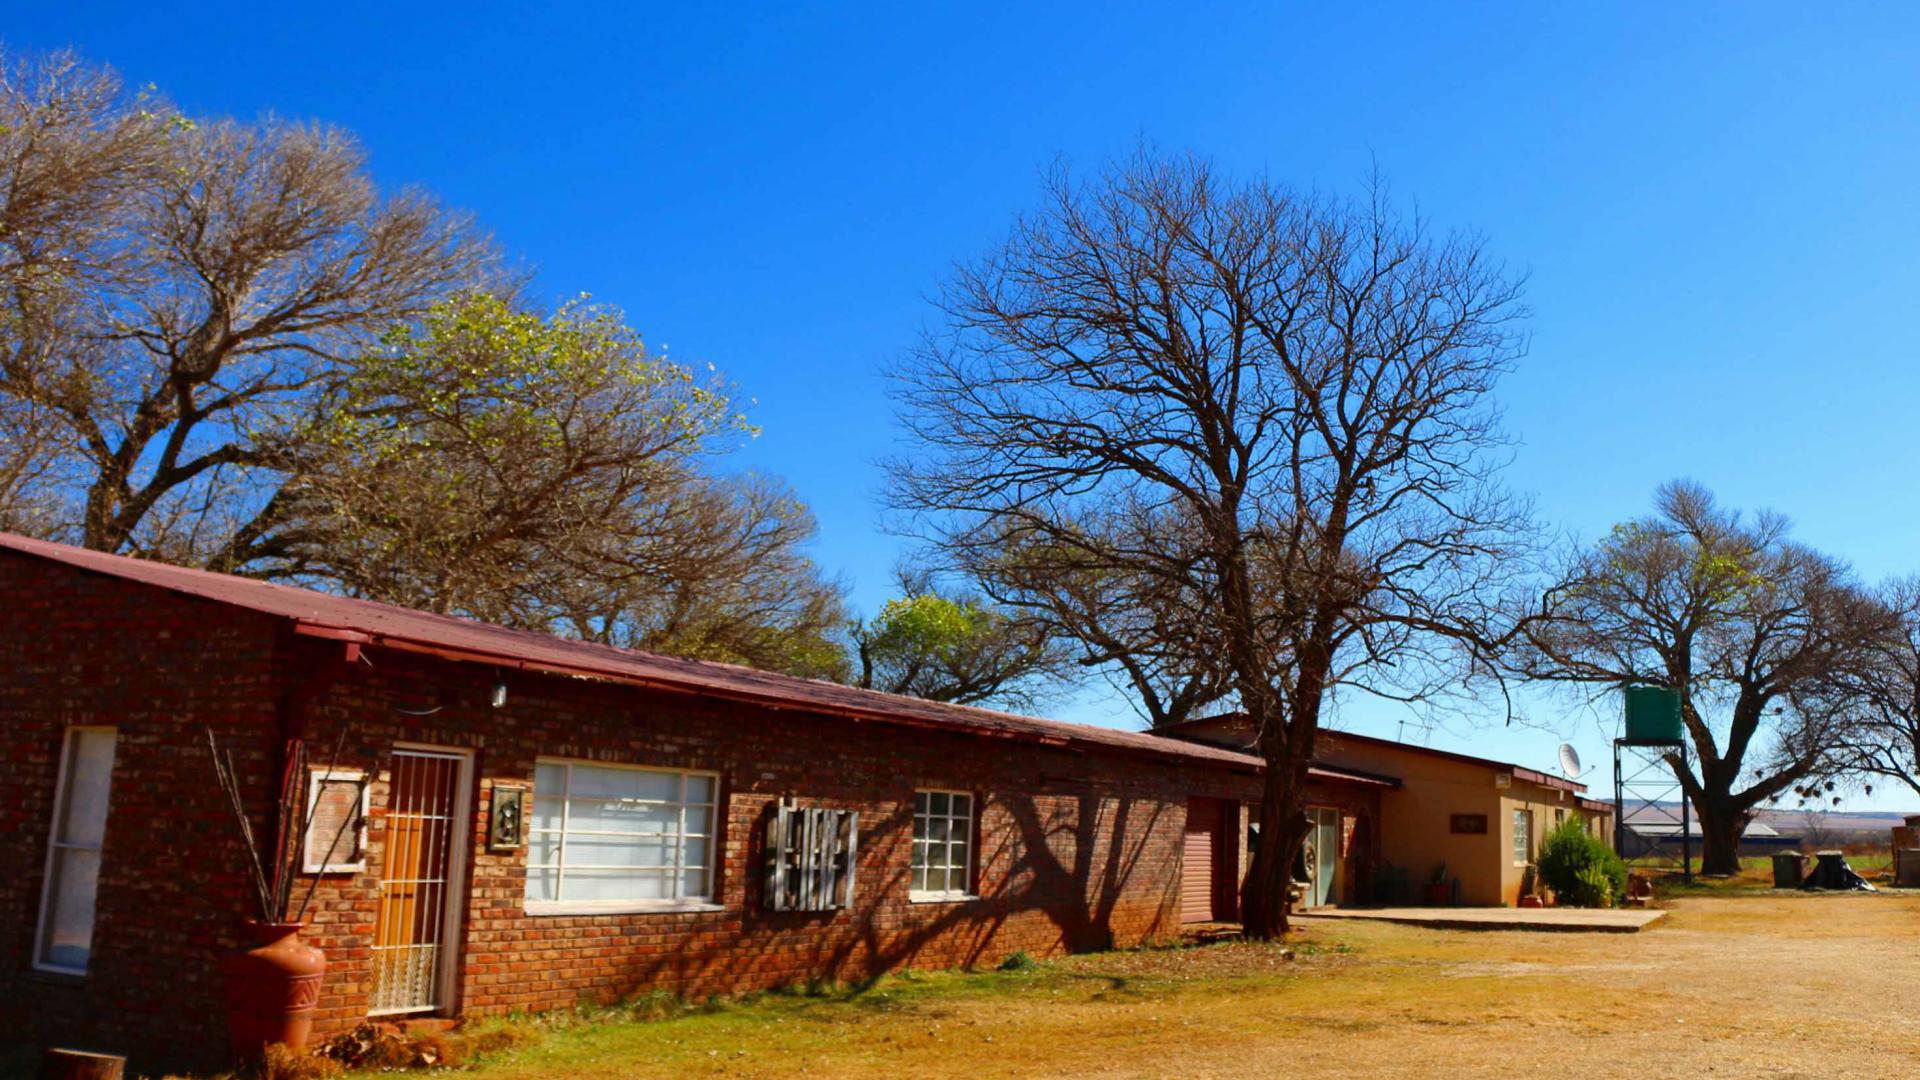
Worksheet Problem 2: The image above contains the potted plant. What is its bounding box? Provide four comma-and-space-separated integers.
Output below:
208, 728, 368, 1061
1516, 863, 1543, 907
1424, 861, 1451, 906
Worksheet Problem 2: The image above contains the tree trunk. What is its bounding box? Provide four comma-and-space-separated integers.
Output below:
1242, 761, 1308, 939
1691, 795, 1747, 877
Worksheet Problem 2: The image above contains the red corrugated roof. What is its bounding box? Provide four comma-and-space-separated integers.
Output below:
1, 532, 1264, 772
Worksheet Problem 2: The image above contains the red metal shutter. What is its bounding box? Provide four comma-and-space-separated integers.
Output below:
1182, 798, 1224, 923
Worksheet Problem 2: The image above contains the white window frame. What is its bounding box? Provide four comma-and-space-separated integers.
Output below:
303, 767, 370, 874
35, 726, 117, 975
909, 788, 977, 903
525, 757, 722, 916
1513, 808, 1533, 867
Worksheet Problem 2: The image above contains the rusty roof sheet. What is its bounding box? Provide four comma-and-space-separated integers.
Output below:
2, 532, 1263, 771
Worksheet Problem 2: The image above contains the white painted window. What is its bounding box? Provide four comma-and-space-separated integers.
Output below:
1513, 808, 1533, 866
303, 767, 369, 874
910, 790, 975, 901
525, 759, 718, 913
36, 727, 117, 974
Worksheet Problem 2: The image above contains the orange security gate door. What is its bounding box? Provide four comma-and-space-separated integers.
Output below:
370, 748, 471, 1015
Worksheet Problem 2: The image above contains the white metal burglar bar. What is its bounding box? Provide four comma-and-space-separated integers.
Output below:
369, 748, 467, 1014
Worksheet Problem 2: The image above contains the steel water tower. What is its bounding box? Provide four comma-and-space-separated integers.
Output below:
1614, 685, 1692, 883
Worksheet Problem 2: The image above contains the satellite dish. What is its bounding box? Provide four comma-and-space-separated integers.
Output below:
1558, 743, 1585, 778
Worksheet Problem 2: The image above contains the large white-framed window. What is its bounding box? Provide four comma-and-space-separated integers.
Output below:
35, 726, 118, 974
910, 789, 975, 902
525, 758, 719, 914
1513, 808, 1533, 866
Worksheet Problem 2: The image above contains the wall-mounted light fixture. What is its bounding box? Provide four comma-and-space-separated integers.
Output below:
490, 675, 509, 709
489, 786, 527, 851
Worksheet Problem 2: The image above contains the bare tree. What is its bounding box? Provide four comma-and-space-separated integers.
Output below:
966, 505, 1234, 728
1513, 482, 1891, 875
0, 49, 166, 299
890, 150, 1530, 937
0, 50, 496, 560
0, 396, 69, 533
1834, 576, 1920, 800
0, 49, 169, 532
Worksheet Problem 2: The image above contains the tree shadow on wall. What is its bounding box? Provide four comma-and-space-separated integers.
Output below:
591, 789, 1170, 1004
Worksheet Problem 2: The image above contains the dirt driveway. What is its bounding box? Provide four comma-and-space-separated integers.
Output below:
444, 892, 1920, 1080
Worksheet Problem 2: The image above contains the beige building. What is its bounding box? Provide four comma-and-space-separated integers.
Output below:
1168, 718, 1615, 908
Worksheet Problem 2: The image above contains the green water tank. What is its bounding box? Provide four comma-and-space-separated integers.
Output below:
1622, 685, 1684, 744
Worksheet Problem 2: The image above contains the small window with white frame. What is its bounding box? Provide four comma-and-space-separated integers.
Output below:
304, 767, 369, 874
1513, 808, 1533, 865
36, 727, 118, 974
910, 789, 975, 901
525, 758, 719, 913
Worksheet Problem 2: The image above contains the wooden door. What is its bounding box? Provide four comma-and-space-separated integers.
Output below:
370, 748, 468, 1015
1182, 797, 1229, 923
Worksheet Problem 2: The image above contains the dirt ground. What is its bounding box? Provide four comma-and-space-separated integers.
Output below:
444, 890, 1920, 1080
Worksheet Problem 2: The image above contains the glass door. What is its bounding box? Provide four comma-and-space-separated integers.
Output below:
1305, 807, 1341, 907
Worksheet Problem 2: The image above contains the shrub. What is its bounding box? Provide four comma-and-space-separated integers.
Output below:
463, 1021, 541, 1058
1536, 816, 1628, 907
997, 950, 1041, 972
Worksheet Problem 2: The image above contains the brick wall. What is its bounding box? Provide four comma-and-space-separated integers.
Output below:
292, 645, 1261, 1029
1, 555, 1264, 1069
0, 550, 286, 1066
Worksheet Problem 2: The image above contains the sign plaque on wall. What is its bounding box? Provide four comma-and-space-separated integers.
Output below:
1450, 813, 1489, 835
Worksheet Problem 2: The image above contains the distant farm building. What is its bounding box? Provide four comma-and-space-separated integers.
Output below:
1618, 814, 1801, 859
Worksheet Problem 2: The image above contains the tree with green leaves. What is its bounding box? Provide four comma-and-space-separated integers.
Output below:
251, 292, 848, 677
851, 575, 1074, 708
1513, 481, 1892, 876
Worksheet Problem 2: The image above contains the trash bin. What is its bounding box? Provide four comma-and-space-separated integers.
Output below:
1772, 851, 1807, 888
1899, 849, 1920, 888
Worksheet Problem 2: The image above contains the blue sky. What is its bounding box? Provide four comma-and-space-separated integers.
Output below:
19, 4, 1920, 807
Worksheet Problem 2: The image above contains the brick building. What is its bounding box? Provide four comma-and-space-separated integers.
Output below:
2, 533, 1390, 1069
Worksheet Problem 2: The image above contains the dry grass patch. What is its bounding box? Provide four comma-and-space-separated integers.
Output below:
147, 893, 1920, 1079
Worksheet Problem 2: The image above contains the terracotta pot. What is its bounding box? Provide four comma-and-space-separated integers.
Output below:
1424, 882, 1451, 907
221, 920, 326, 1060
